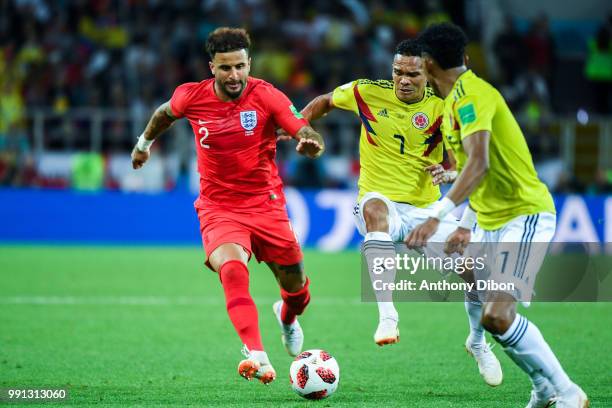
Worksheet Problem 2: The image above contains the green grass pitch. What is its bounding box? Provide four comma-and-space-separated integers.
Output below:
1, 246, 610, 407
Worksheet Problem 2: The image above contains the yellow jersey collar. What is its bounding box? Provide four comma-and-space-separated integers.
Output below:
448, 69, 474, 100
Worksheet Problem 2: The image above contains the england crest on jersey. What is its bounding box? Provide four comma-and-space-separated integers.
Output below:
240, 110, 257, 131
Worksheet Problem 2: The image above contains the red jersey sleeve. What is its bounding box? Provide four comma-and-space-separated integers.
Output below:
170, 82, 197, 118
266, 86, 308, 136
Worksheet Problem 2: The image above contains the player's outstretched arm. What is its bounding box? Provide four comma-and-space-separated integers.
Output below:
405, 132, 489, 249
295, 126, 325, 159
131, 101, 177, 169
276, 92, 334, 141
293, 92, 332, 150
301, 92, 335, 122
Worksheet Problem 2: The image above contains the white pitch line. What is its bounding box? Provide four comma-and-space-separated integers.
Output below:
0, 295, 363, 306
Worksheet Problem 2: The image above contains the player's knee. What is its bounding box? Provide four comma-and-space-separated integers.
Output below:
209, 243, 249, 272
218, 260, 249, 282
481, 307, 515, 335
363, 199, 389, 232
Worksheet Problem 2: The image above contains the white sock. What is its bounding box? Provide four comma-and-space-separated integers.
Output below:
250, 350, 270, 365
464, 295, 484, 345
363, 231, 398, 321
530, 371, 551, 395
494, 314, 573, 394
504, 346, 552, 395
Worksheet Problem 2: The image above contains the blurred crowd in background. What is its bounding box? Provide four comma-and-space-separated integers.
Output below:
0, 0, 611, 193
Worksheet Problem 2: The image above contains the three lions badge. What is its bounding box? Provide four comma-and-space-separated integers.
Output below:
240, 111, 257, 135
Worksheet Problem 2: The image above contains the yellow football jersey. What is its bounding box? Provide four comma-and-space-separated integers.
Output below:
332, 79, 445, 207
442, 70, 555, 230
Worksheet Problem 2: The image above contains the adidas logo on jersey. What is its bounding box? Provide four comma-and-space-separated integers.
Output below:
377, 108, 389, 118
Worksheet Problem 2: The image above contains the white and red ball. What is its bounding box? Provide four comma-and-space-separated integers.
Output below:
289, 349, 340, 399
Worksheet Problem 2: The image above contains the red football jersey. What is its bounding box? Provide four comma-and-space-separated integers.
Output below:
170, 77, 308, 210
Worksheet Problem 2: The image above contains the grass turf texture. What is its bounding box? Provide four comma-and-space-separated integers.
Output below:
0, 246, 610, 407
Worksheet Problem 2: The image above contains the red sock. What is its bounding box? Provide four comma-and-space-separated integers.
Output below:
219, 260, 263, 351
280, 277, 311, 324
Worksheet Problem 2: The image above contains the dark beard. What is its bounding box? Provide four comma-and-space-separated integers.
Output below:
221, 81, 245, 100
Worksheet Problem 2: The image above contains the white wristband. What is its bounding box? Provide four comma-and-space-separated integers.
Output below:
431, 197, 456, 220
459, 205, 478, 230
136, 134, 154, 152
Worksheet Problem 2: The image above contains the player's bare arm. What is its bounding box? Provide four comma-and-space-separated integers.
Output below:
440, 133, 489, 253
295, 126, 325, 159
444, 131, 490, 203
131, 101, 177, 169
405, 131, 489, 248
301, 92, 335, 121
276, 92, 334, 141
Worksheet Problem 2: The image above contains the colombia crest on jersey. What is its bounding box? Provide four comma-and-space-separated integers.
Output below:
332, 79, 445, 207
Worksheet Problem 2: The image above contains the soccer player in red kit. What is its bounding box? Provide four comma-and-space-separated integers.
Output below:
130, 27, 325, 385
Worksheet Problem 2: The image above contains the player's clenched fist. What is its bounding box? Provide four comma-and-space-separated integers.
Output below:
131, 147, 149, 169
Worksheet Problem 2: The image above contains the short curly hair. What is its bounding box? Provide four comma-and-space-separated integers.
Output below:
206, 27, 251, 59
395, 39, 422, 57
418, 23, 468, 69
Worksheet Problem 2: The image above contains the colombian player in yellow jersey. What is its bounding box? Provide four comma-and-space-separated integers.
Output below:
293, 40, 458, 346
285, 40, 502, 383
408, 23, 588, 408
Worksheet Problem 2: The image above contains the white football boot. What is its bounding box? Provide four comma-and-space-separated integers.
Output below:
374, 317, 399, 346
555, 384, 589, 408
525, 381, 556, 408
465, 338, 503, 386
237, 346, 276, 384
272, 300, 304, 357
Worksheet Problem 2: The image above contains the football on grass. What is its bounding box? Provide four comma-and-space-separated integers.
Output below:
289, 349, 340, 399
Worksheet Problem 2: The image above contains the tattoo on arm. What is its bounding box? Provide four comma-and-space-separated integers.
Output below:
142, 101, 177, 141
295, 126, 323, 144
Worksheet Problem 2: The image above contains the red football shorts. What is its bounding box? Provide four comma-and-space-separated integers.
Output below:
197, 205, 303, 269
